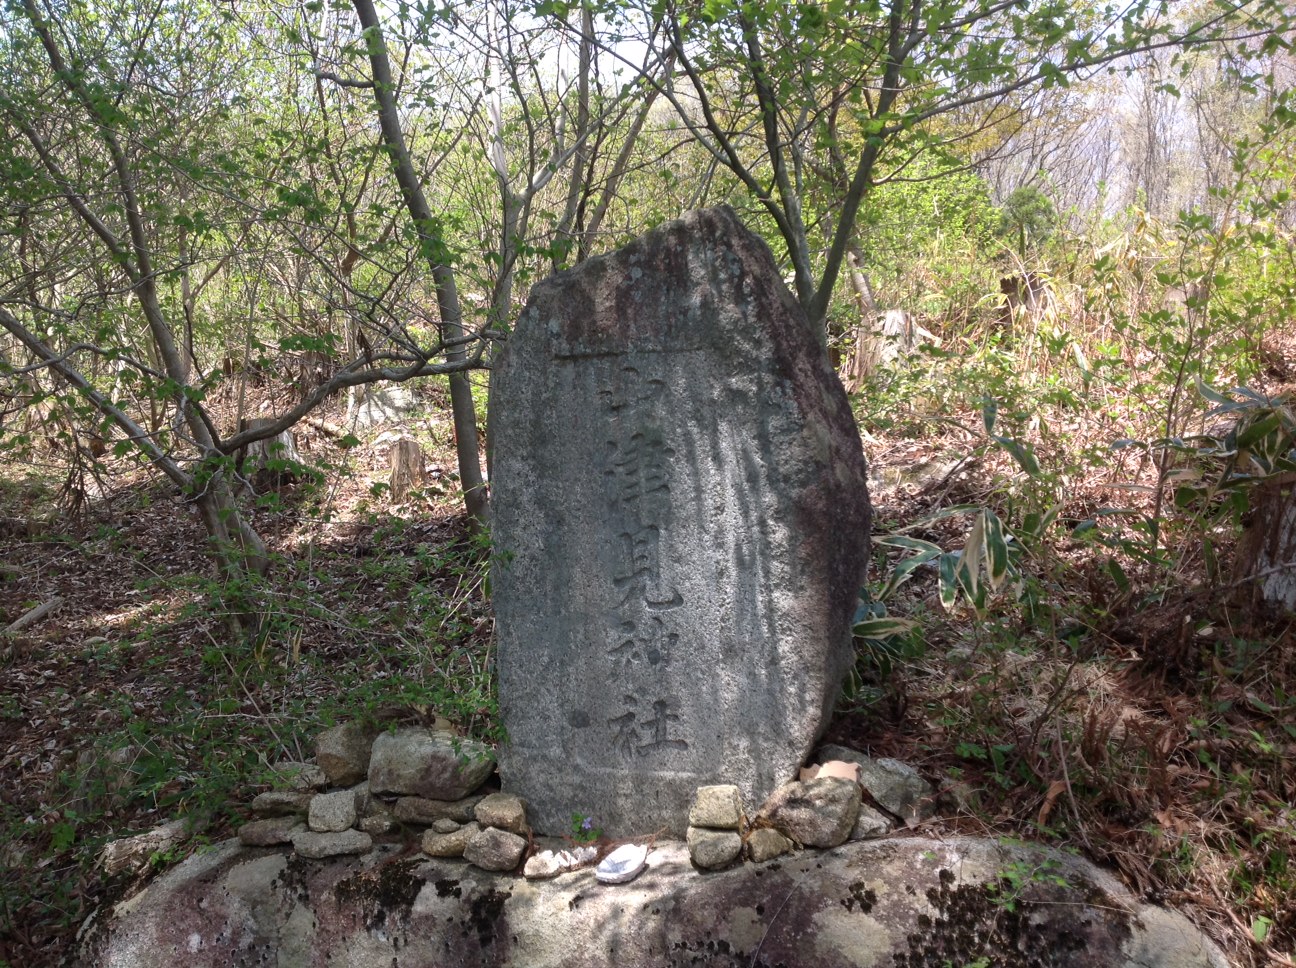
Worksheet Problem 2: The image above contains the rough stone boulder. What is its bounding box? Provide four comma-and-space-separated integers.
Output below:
367, 727, 494, 800
491, 205, 872, 836
316, 722, 377, 787
80, 836, 1226, 968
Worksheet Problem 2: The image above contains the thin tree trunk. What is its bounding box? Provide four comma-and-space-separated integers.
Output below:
351, 0, 488, 528
17, 0, 269, 583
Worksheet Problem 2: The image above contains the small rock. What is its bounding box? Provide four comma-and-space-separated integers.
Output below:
292, 829, 372, 859
272, 761, 328, 792
432, 819, 461, 834
422, 821, 481, 858
393, 794, 483, 825
746, 827, 793, 863
464, 827, 527, 872
308, 789, 358, 833
816, 745, 935, 825
238, 817, 303, 847
595, 843, 648, 885
523, 850, 564, 880
525, 845, 600, 879
758, 777, 860, 849
316, 722, 377, 787
250, 791, 313, 816
686, 827, 742, 869
474, 792, 529, 836
357, 815, 395, 836
564, 846, 598, 868
688, 785, 743, 830
350, 781, 385, 818
851, 804, 892, 840
942, 779, 982, 814
98, 820, 189, 876
368, 728, 495, 800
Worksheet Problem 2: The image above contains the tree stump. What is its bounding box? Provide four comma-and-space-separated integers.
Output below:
238, 418, 301, 488
389, 437, 426, 503
1234, 472, 1296, 609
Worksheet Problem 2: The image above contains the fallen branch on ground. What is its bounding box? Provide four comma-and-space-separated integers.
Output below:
3, 596, 63, 636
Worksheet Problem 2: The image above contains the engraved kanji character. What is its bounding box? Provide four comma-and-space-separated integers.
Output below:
639, 699, 687, 754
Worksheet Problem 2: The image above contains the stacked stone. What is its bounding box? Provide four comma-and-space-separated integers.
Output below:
235, 720, 937, 879
425, 792, 530, 873
239, 722, 500, 865
685, 785, 746, 870
679, 751, 939, 869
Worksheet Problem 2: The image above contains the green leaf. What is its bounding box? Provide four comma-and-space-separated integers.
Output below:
875, 534, 944, 556
880, 553, 939, 601
1195, 376, 1232, 405
982, 395, 998, 436
993, 436, 1040, 475
959, 515, 983, 603
1237, 413, 1281, 448
1252, 915, 1273, 944
852, 616, 917, 640
51, 820, 77, 851
1106, 558, 1130, 593
938, 552, 960, 610
981, 510, 1011, 590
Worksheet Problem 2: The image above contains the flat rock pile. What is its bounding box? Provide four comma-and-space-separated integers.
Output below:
229, 722, 939, 878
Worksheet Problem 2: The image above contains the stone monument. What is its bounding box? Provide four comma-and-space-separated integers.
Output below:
490, 206, 871, 836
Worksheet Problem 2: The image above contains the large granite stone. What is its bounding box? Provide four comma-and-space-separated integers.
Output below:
82, 837, 1229, 968
367, 728, 494, 800
491, 206, 871, 836
315, 722, 376, 787
759, 777, 861, 848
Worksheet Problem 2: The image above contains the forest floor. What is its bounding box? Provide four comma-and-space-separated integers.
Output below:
2, 374, 1296, 967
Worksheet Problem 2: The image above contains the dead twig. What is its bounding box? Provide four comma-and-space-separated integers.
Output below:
2, 596, 63, 636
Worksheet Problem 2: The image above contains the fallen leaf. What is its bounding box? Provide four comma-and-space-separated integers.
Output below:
1037, 779, 1067, 827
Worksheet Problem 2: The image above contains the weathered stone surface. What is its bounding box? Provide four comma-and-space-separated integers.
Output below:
353, 384, 416, 428
270, 761, 328, 792
237, 817, 302, 847
816, 745, 935, 825
745, 827, 793, 862
315, 722, 376, 787
307, 790, 357, 833
356, 815, 395, 836
367, 728, 495, 800
82, 837, 1228, 968
491, 206, 871, 836
686, 827, 742, 869
463, 827, 527, 872
432, 818, 461, 834
349, 781, 383, 818
759, 777, 860, 848
290, 829, 372, 859
474, 792, 529, 836
249, 791, 312, 816
392, 794, 483, 825
421, 821, 480, 858
98, 821, 189, 876
851, 804, 892, 840
688, 784, 743, 830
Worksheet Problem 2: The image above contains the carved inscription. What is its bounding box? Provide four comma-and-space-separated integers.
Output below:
600, 366, 687, 758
